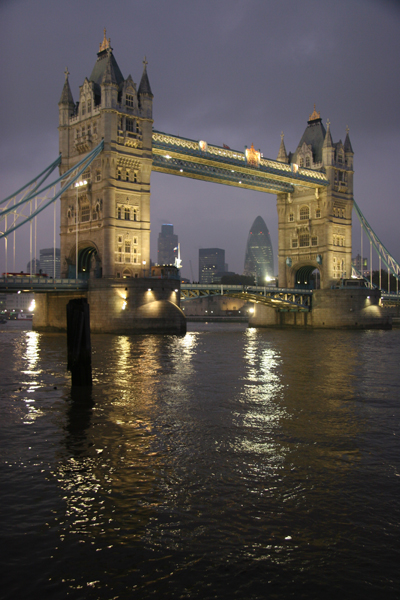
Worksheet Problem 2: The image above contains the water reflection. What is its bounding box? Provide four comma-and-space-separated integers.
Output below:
2, 325, 399, 598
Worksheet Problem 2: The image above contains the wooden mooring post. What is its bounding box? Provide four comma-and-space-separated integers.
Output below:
67, 298, 92, 386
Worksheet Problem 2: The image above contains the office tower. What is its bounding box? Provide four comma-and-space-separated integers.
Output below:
158, 224, 178, 265
244, 216, 274, 282
26, 258, 40, 274
40, 248, 61, 278
199, 248, 225, 284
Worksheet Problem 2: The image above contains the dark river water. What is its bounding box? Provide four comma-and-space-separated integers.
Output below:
1, 321, 399, 600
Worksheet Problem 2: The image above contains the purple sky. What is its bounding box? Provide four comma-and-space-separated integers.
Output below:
1, 0, 400, 280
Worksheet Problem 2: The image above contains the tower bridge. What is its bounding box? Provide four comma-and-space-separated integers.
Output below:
0, 31, 398, 331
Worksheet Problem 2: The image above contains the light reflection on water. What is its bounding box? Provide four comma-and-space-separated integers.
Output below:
1, 324, 399, 599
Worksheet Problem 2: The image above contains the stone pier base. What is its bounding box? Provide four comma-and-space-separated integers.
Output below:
249, 288, 391, 330
33, 278, 186, 335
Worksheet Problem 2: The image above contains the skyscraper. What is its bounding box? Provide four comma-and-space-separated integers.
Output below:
157, 224, 178, 265
199, 248, 225, 283
40, 248, 61, 278
244, 217, 274, 282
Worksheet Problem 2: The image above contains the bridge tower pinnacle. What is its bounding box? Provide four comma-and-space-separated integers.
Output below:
58, 34, 153, 279
276, 107, 354, 289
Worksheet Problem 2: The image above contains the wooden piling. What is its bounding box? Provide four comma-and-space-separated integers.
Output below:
67, 298, 92, 386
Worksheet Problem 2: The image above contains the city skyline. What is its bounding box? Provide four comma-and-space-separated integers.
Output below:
1, 1, 400, 282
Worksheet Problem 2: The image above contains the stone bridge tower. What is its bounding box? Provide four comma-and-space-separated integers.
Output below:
58, 30, 153, 279
276, 106, 354, 289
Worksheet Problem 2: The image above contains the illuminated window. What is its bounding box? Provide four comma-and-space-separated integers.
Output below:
81, 205, 90, 222
125, 241, 131, 262
300, 206, 309, 220
299, 234, 309, 247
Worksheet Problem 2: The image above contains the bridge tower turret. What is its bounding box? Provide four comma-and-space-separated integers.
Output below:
58, 30, 153, 280
276, 106, 354, 289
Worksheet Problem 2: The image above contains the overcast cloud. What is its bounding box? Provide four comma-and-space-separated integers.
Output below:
1, 0, 399, 279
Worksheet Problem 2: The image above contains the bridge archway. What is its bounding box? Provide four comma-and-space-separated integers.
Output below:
68, 243, 102, 279
292, 262, 322, 290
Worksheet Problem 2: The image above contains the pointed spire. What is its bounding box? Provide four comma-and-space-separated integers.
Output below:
323, 119, 333, 148
344, 125, 354, 153
59, 67, 74, 105
101, 49, 119, 86
277, 131, 289, 163
308, 103, 321, 123
138, 56, 153, 97
99, 28, 111, 53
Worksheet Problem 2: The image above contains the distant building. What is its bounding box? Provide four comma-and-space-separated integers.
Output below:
157, 224, 178, 265
352, 254, 368, 273
26, 258, 40, 274
243, 216, 274, 283
6, 293, 35, 313
199, 248, 225, 284
40, 248, 61, 278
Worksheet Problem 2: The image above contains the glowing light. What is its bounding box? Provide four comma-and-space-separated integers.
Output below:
122, 301, 127, 310
29, 299, 35, 312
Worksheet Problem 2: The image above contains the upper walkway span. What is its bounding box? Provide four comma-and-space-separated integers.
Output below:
152, 131, 329, 195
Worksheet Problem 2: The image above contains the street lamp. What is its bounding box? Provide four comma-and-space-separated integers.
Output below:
142, 260, 146, 278
74, 180, 87, 279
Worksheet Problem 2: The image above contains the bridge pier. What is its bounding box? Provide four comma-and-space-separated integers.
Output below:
33, 278, 186, 335
249, 288, 391, 330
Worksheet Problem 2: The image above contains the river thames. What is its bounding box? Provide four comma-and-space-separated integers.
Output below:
1, 321, 399, 599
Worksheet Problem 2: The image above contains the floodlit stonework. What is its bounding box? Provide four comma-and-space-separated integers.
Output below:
58, 30, 153, 280
276, 109, 354, 289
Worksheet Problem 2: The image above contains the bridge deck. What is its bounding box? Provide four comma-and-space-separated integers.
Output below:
0, 277, 88, 292
181, 284, 312, 311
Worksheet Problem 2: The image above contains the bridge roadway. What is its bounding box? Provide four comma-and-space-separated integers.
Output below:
0, 276, 88, 293
1, 278, 399, 310
180, 284, 312, 311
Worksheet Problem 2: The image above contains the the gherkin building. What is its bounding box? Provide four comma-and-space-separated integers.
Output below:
244, 216, 274, 282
